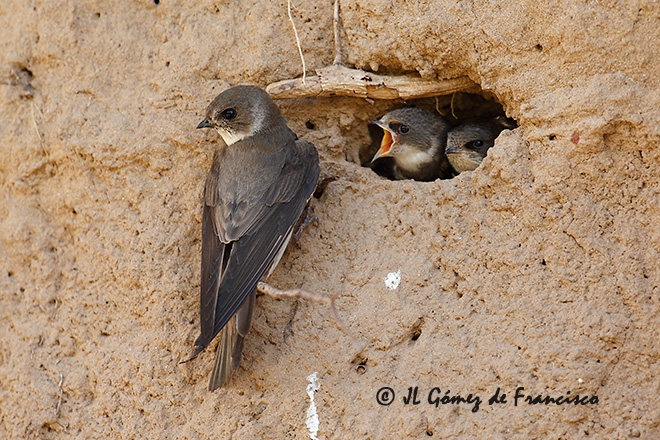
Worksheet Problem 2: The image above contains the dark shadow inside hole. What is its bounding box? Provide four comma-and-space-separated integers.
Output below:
18, 66, 34, 79
351, 354, 368, 372
361, 92, 518, 181
409, 317, 424, 342
10, 63, 36, 99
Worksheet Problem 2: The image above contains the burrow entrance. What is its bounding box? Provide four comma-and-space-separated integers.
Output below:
361, 91, 516, 181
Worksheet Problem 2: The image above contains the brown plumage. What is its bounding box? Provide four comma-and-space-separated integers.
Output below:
195, 86, 319, 390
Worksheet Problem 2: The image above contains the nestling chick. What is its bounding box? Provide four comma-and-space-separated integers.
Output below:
445, 116, 516, 173
370, 108, 453, 181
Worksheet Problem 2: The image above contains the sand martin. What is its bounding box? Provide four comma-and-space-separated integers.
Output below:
370, 108, 453, 181
195, 85, 320, 390
445, 116, 516, 173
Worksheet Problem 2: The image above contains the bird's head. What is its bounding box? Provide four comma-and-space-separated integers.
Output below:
445, 124, 493, 157
197, 85, 285, 146
370, 108, 448, 163
445, 117, 515, 173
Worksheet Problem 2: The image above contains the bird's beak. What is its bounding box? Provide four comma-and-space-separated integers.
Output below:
445, 143, 462, 154
370, 121, 398, 162
197, 119, 213, 129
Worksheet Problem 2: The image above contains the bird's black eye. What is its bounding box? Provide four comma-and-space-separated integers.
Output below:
468, 140, 484, 148
399, 124, 410, 134
221, 108, 237, 120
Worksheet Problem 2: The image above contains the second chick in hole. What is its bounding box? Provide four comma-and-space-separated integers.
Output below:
445, 116, 516, 173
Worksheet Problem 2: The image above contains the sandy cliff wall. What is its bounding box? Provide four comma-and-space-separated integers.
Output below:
1, 0, 659, 438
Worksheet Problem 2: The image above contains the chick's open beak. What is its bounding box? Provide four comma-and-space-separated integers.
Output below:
370, 121, 398, 162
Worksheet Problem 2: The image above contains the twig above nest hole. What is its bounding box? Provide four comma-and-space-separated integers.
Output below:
266, 64, 478, 100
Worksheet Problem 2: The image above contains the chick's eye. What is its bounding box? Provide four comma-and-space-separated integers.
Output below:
472, 140, 484, 147
221, 108, 237, 120
399, 125, 410, 134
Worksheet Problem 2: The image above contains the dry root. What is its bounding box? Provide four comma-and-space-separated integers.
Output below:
266, 64, 477, 100
257, 281, 363, 352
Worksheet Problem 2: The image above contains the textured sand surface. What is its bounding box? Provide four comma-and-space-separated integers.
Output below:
1, 0, 659, 438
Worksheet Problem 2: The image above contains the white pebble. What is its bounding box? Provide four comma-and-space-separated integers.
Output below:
384, 271, 401, 290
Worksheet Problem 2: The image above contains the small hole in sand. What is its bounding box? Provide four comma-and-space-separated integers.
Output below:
410, 317, 424, 341
351, 353, 368, 366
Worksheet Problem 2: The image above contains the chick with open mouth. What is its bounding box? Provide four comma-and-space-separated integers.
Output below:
370, 108, 453, 181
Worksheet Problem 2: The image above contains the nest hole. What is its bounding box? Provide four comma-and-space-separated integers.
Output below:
351, 354, 366, 363
360, 92, 517, 181
409, 317, 424, 342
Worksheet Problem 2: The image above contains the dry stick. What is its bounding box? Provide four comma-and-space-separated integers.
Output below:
55, 373, 64, 415
31, 101, 49, 159
332, 0, 343, 65
287, 0, 307, 84
257, 281, 364, 352
179, 280, 362, 365
266, 64, 478, 100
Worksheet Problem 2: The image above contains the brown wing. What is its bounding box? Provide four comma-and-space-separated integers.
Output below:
195, 139, 319, 351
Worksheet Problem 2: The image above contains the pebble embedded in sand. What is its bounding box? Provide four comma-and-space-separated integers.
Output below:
384, 271, 402, 290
